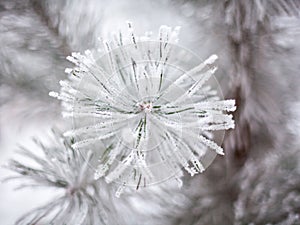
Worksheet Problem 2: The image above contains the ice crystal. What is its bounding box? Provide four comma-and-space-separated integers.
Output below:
4, 132, 110, 225
50, 23, 236, 197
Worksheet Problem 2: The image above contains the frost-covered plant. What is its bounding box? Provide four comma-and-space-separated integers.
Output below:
50, 23, 236, 197
4, 132, 113, 225
234, 150, 300, 225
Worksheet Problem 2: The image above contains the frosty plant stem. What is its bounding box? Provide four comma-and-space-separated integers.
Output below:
4, 132, 110, 225
50, 22, 236, 197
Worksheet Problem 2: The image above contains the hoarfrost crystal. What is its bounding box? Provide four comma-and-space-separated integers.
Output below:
50, 23, 236, 197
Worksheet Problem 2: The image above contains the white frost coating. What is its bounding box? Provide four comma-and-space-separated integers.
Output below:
51, 23, 236, 195
6, 132, 109, 224
65, 68, 73, 74
204, 54, 218, 65
49, 91, 59, 98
